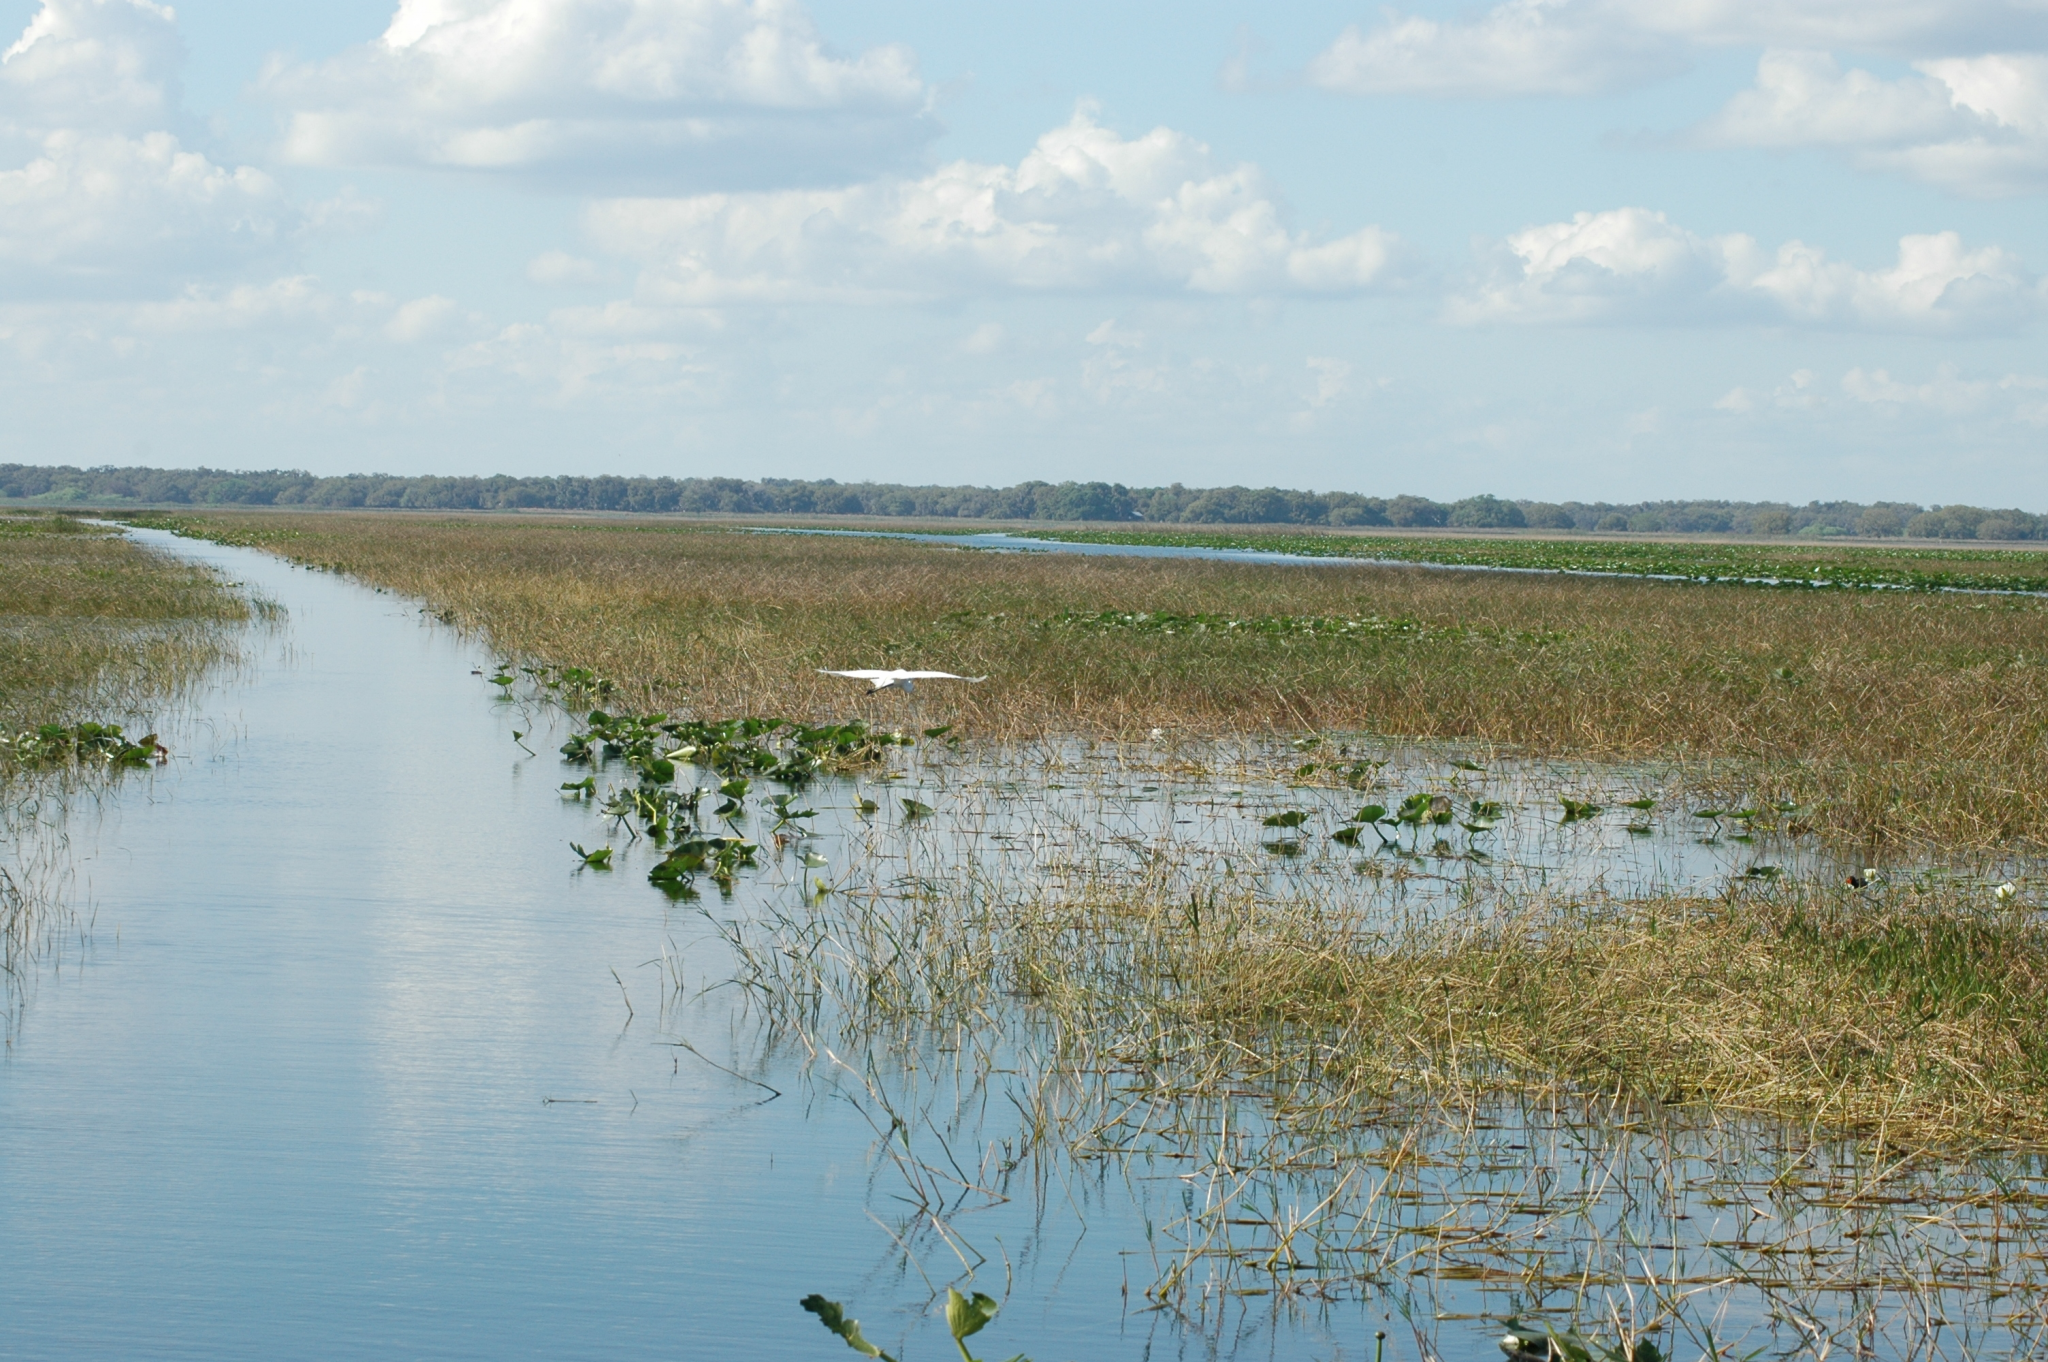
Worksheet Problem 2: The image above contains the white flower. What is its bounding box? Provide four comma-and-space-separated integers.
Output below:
1996, 881, 2019, 903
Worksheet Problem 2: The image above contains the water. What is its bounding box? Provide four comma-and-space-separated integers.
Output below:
0, 529, 1369, 1362
3, 529, 2041, 1362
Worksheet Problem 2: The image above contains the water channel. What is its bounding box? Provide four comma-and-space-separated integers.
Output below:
3, 528, 2043, 1361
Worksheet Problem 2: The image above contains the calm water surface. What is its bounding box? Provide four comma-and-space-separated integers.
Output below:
0, 530, 1374, 1362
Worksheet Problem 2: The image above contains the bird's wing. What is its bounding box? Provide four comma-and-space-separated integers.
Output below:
893, 671, 986, 681
819, 669, 893, 681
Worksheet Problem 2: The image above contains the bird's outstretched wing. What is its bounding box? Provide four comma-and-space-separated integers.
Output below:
818, 669, 895, 681
893, 671, 987, 682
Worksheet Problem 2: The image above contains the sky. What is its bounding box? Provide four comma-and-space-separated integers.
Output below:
2, 0, 2046, 505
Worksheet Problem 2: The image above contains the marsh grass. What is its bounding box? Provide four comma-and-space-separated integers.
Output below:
0, 513, 247, 986
707, 818, 2048, 1358
134, 510, 2048, 852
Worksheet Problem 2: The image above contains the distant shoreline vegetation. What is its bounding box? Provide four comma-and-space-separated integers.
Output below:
3, 462, 2042, 541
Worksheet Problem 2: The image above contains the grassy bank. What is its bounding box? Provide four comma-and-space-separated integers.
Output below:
2, 513, 247, 972
0, 514, 247, 738
131, 511, 2048, 852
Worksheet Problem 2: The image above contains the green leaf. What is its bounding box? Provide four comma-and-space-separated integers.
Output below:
1622, 797, 1656, 810
922, 724, 955, 739
800, 1296, 895, 1361
1560, 798, 1603, 823
1332, 826, 1362, 846
902, 798, 934, 819
1450, 759, 1484, 771
856, 798, 880, 815
1262, 810, 1307, 828
946, 1289, 1001, 1342
1351, 804, 1388, 824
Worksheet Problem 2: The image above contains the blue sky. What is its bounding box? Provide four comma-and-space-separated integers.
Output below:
2, 0, 2045, 505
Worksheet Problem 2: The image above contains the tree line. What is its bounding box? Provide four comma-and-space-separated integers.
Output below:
2, 464, 2040, 540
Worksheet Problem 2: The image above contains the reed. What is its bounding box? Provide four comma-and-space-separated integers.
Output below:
131, 511, 2048, 852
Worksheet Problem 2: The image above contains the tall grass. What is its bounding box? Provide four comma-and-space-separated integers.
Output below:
136, 512, 2048, 851
1, 513, 248, 984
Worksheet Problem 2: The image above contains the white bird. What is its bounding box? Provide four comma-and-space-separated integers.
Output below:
817, 668, 987, 694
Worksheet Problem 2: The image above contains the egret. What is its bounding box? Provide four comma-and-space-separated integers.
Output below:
818, 668, 986, 694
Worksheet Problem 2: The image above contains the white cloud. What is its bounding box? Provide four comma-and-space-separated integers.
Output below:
385, 294, 462, 341
0, 131, 296, 288
1702, 50, 2048, 196
262, 0, 936, 189
1456, 206, 2045, 330
0, 2, 332, 294
1842, 363, 1994, 412
1305, 0, 2048, 99
526, 249, 607, 286
582, 108, 1402, 303
1307, 0, 1681, 98
0, 0, 182, 142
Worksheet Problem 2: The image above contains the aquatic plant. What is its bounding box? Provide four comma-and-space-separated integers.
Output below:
1, 721, 165, 769
801, 1289, 1028, 1362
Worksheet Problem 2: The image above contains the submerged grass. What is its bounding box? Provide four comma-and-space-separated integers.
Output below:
1, 512, 247, 983
129, 510, 2048, 852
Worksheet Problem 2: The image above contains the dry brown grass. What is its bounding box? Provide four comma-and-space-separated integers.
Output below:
745, 860, 2048, 1155
140, 512, 2048, 852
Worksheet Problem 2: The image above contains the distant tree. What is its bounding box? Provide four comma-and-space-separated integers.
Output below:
1520, 502, 1574, 529
1855, 506, 1903, 537
1627, 512, 1665, 533
1750, 509, 1792, 535
1449, 494, 1527, 529
1595, 513, 1629, 531
1387, 494, 1448, 527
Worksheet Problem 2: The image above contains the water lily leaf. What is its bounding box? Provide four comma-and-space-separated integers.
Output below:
569, 842, 612, 870
800, 1296, 896, 1361
1625, 821, 1653, 835
922, 724, 954, 739
901, 798, 934, 819
1560, 798, 1603, 823
1460, 819, 1498, 833
946, 1288, 1001, 1343
1332, 826, 1363, 847
1351, 804, 1388, 824
1262, 810, 1307, 828
1622, 798, 1656, 810
856, 798, 880, 815
1450, 759, 1484, 771
801, 850, 829, 869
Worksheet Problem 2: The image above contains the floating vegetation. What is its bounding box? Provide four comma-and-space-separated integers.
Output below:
801, 1290, 1025, 1362
1, 721, 167, 769
547, 699, 923, 893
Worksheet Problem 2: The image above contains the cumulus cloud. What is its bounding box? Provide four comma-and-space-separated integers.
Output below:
1455, 205, 2044, 330
262, 0, 936, 189
0, 3, 322, 293
1306, 0, 2048, 99
1702, 50, 2048, 196
1307, 0, 1681, 98
582, 108, 1401, 303
0, 131, 294, 288
0, 0, 182, 142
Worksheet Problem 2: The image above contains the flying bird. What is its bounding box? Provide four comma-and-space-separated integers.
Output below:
818, 668, 987, 694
